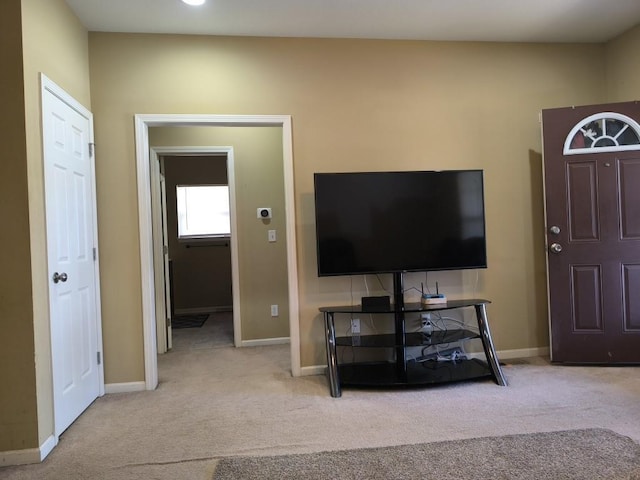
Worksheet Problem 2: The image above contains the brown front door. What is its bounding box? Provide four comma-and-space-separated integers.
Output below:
542, 101, 640, 363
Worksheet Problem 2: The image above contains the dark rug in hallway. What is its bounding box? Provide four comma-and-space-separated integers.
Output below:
172, 314, 208, 329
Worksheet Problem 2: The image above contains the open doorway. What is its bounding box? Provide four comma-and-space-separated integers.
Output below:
135, 115, 300, 390
153, 151, 236, 353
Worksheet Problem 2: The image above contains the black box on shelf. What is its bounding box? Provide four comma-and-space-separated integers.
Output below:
361, 295, 391, 312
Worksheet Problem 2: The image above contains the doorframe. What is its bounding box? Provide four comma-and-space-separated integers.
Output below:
41, 74, 105, 437
135, 114, 300, 390
150, 146, 241, 352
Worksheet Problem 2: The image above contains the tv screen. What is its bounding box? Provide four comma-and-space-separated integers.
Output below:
313, 170, 487, 276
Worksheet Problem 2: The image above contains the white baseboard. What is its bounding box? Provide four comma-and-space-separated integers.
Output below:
300, 365, 326, 376
0, 435, 57, 466
0, 447, 41, 467
495, 346, 550, 360
39, 435, 57, 461
105, 381, 147, 394
174, 306, 232, 315
240, 337, 290, 347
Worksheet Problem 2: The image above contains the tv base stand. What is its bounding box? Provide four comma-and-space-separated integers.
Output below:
320, 299, 507, 398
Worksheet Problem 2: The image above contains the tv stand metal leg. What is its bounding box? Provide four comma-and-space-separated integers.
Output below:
474, 303, 507, 386
324, 312, 341, 397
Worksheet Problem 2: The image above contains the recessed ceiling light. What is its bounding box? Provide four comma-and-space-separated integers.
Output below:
182, 0, 206, 5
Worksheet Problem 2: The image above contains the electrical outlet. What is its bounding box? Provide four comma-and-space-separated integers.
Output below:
271, 304, 279, 317
351, 318, 360, 334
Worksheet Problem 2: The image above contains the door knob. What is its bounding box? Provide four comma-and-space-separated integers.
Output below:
52, 272, 68, 283
549, 243, 563, 254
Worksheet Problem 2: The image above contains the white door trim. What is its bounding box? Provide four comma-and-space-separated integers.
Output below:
149, 154, 168, 353
41, 74, 105, 436
134, 114, 300, 390
150, 146, 242, 350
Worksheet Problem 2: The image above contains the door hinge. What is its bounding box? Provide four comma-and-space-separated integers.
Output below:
163, 245, 168, 255
97, 351, 101, 365
89, 143, 95, 157
93, 247, 97, 261
167, 317, 171, 328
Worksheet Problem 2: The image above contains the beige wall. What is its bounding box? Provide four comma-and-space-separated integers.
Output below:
0, 0, 38, 452
150, 127, 289, 342
605, 24, 640, 101
89, 33, 607, 373
0, 0, 90, 454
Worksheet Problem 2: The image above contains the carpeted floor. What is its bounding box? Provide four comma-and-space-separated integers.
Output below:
213, 428, 640, 479
171, 312, 234, 350
2, 341, 639, 480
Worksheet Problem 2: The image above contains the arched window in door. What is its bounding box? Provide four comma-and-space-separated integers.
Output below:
563, 112, 640, 155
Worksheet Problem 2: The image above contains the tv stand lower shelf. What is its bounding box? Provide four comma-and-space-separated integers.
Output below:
338, 358, 493, 387
320, 299, 507, 397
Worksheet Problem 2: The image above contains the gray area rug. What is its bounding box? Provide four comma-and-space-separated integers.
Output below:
213, 428, 640, 479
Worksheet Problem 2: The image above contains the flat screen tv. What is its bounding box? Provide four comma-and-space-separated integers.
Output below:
313, 170, 487, 277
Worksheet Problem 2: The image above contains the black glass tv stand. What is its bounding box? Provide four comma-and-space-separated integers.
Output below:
319, 298, 507, 397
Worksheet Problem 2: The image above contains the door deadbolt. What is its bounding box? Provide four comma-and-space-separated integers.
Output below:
549, 243, 563, 254
549, 225, 561, 235
52, 272, 68, 283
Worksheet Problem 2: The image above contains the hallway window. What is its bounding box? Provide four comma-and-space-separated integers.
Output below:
176, 185, 230, 238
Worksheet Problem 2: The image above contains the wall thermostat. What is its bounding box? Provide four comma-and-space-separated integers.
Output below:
257, 207, 272, 219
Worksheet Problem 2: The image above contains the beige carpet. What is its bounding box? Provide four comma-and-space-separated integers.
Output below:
171, 311, 234, 350
1, 319, 640, 479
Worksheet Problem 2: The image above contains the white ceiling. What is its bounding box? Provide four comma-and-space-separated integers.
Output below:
64, 0, 640, 44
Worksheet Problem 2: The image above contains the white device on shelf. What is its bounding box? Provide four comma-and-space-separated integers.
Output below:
420, 281, 446, 305
421, 294, 447, 305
